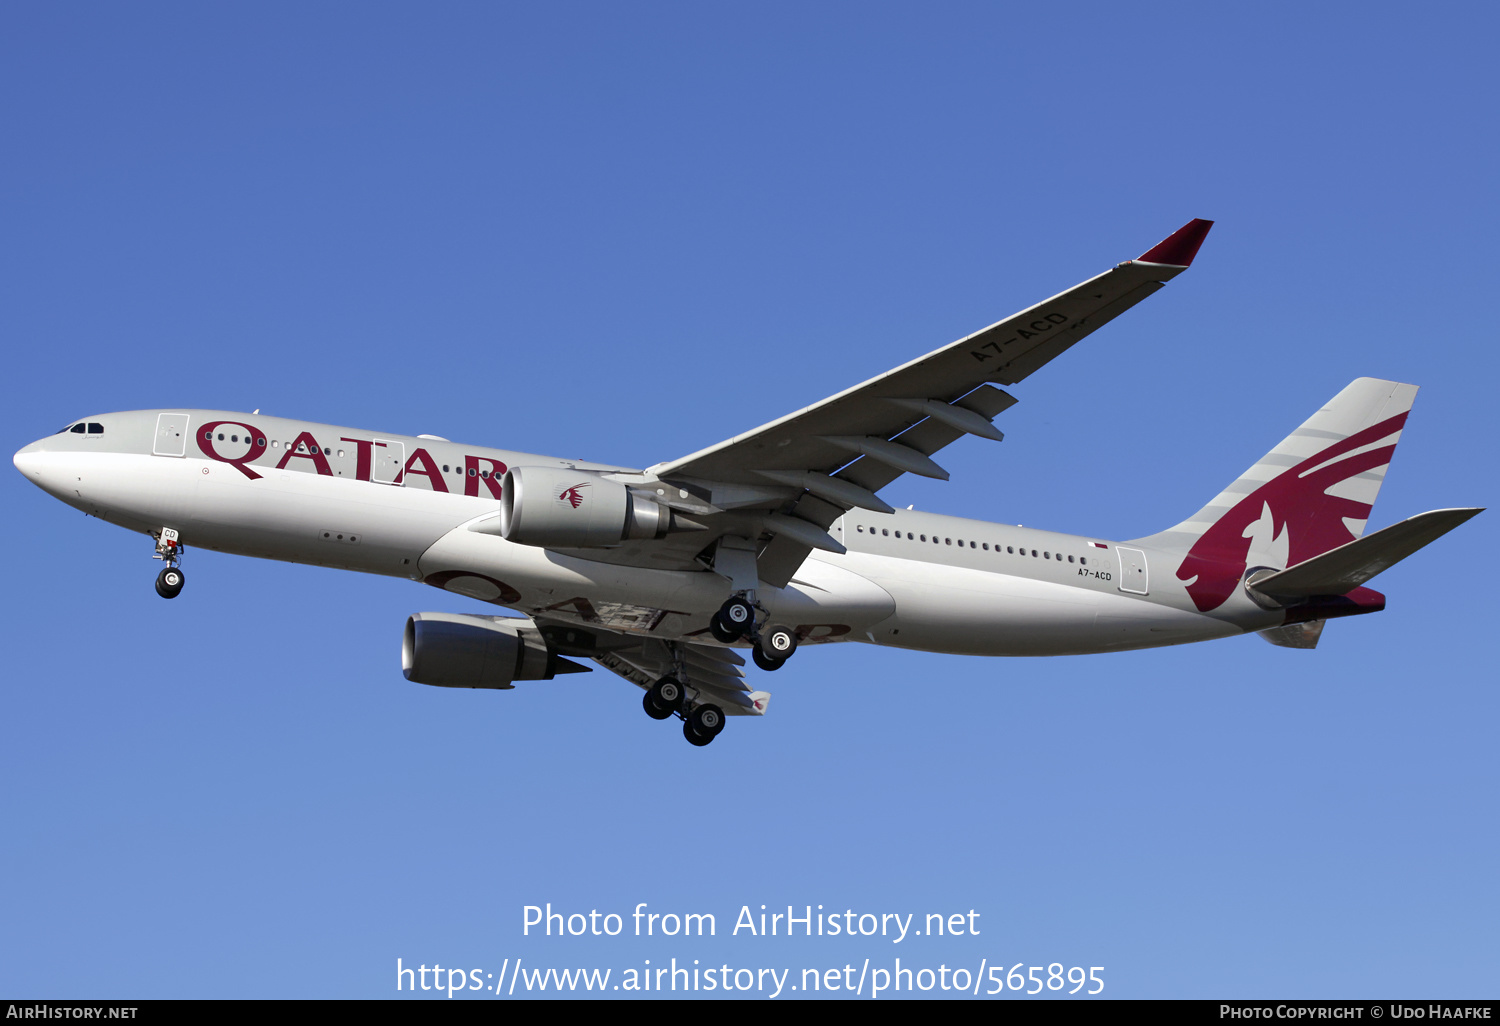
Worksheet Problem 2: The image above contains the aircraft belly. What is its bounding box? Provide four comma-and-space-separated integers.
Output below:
57, 452, 471, 576
419, 523, 726, 612
188, 462, 471, 572
418, 523, 897, 639
767, 558, 896, 640
840, 553, 1237, 655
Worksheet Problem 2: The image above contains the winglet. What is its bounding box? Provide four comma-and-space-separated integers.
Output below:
1137, 218, 1214, 267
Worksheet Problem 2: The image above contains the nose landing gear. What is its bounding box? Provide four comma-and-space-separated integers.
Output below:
155, 566, 185, 599
153, 527, 185, 599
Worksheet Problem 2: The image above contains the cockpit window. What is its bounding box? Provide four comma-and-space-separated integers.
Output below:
87, 423, 103, 434
70, 424, 86, 434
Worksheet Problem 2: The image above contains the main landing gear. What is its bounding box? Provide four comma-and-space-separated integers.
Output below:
642, 674, 726, 746
152, 527, 185, 599
710, 596, 797, 672
643, 676, 683, 720
683, 703, 723, 747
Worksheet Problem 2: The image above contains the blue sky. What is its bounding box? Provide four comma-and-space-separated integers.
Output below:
3, 2, 1496, 999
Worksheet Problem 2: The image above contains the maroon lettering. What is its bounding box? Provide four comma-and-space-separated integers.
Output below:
465, 455, 507, 498
275, 431, 333, 476
339, 437, 377, 481
403, 448, 448, 492
197, 420, 268, 480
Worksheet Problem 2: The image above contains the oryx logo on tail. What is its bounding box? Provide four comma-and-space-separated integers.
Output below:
1176, 411, 1408, 611
1135, 378, 1420, 614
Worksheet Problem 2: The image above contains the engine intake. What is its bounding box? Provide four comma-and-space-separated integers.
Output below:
402, 612, 587, 689
498, 467, 671, 548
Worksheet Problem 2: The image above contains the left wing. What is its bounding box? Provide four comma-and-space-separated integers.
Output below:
589, 636, 770, 716
646, 219, 1213, 585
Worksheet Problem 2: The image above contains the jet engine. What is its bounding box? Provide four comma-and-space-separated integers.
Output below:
498, 467, 673, 548
402, 612, 588, 689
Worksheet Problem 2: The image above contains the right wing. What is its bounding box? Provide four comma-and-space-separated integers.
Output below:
646, 219, 1214, 585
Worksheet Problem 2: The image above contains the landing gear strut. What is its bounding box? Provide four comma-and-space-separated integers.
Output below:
153, 527, 185, 599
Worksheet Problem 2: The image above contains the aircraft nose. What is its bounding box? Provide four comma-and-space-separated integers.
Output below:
14, 438, 65, 496
14, 439, 45, 475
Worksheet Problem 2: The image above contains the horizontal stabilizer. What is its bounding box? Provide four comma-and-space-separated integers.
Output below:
1250, 508, 1483, 599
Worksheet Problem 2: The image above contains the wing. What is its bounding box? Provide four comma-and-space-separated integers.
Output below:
590, 636, 770, 716
643, 219, 1214, 585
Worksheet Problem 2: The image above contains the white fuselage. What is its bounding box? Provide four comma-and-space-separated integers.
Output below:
14, 409, 1276, 658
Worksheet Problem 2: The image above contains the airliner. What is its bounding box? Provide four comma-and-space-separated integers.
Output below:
13, 220, 1480, 746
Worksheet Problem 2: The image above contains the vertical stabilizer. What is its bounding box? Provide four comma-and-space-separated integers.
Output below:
1133, 378, 1417, 612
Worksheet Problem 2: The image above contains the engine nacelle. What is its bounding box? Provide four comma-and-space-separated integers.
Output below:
402, 612, 584, 689
498, 466, 671, 548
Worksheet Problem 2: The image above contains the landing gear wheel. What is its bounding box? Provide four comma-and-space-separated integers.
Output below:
758, 624, 796, 663
155, 566, 185, 599
689, 703, 725, 737
717, 597, 754, 638
752, 647, 786, 672
642, 690, 673, 720
709, 613, 740, 644
647, 676, 684, 717
683, 719, 715, 746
